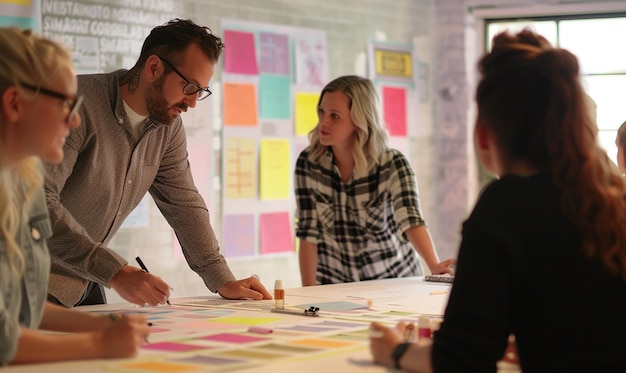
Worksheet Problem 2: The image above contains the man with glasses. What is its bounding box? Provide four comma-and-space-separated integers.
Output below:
43, 18, 272, 308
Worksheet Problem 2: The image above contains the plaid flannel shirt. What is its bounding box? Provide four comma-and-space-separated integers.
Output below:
295, 147, 426, 284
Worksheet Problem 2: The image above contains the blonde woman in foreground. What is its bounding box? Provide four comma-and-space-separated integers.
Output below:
0, 27, 149, 365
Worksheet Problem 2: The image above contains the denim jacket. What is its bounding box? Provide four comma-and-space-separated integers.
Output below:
0, 186, 52, 365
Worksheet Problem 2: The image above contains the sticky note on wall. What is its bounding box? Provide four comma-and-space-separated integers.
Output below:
259, 75, 291, 120
382, 86, 407, 136
260, 212, 293, 254
222, 214, 255, 257
294, 92, 319, 136
223, 29, 258, 75
224, 137, 256, 199
259, 139, 290, 200
223, 83, 258, 126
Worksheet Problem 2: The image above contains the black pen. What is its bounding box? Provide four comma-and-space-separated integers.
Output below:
135, 256, 171, 306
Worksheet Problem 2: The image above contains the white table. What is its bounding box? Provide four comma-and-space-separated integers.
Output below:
4, 277, 519, 372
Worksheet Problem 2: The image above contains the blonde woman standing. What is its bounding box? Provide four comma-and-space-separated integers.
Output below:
0, 28, 149, 365
295, 75, 455, 286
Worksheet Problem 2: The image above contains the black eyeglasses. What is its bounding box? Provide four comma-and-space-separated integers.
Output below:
157, 56, 212, 101
20, 82, 83, 123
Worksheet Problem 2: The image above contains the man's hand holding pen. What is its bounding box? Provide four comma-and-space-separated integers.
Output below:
110, 264, 171, 307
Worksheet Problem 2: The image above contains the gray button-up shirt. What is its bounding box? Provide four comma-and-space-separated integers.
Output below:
44, 70, 235, 306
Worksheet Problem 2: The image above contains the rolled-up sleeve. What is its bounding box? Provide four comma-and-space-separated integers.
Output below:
295, 151, 319, 244
388, 151, 426, 235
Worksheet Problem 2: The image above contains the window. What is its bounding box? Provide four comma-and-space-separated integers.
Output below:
485, 14, 626, 165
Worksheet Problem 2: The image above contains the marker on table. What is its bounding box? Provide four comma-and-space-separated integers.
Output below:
271, 306, 320, 317
135, 256, 171, 306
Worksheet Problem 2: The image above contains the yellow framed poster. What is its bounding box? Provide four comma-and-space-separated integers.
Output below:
375, 49, 412, 78
368, 41, 414, 82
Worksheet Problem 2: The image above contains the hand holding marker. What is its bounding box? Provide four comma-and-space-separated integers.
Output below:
135, 256, 171, 306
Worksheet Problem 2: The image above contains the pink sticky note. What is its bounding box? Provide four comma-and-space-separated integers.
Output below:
224, 30, 258, 75
382, 86, 407, 136
259, 212, 293, 254
142, 341, 209, 352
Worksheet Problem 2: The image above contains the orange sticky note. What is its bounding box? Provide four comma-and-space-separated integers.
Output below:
223, 83, 258, 126
120, 361, 201, 372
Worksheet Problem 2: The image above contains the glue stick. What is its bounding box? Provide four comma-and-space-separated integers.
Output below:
274, 279, 285, 309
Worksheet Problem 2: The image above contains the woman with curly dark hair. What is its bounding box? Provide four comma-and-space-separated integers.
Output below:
370, 28, 626, 372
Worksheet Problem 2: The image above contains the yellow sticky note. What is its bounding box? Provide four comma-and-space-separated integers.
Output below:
259, 139, 291, 200
224, 137, 256, 199
1, 0, 31, 4
294, 92, 319, 136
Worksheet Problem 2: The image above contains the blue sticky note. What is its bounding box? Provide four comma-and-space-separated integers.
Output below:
259, 74, 291, 119
0, 16, 38, 30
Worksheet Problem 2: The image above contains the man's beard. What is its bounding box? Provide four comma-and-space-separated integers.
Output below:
146, 75, 186, 125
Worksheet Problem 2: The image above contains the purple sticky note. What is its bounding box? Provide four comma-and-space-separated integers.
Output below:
260, 32, 290, 75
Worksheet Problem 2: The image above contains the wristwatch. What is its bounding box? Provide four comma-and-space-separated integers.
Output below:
392, 342, 411, 369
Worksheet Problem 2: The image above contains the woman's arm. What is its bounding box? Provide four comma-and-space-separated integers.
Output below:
39, 302, 109, 332
405, 225, 456, 275
370, 322, 433, 373
387, 153, 456, 275
11, 311, 149, 364
299, 239, 318, 286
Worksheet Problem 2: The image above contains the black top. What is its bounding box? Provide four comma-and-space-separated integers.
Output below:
432, 173, 626, 372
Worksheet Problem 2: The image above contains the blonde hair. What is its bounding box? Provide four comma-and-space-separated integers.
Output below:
307, 75, 388, 178
0, 28, 71, 275
477, 29, 626, 279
